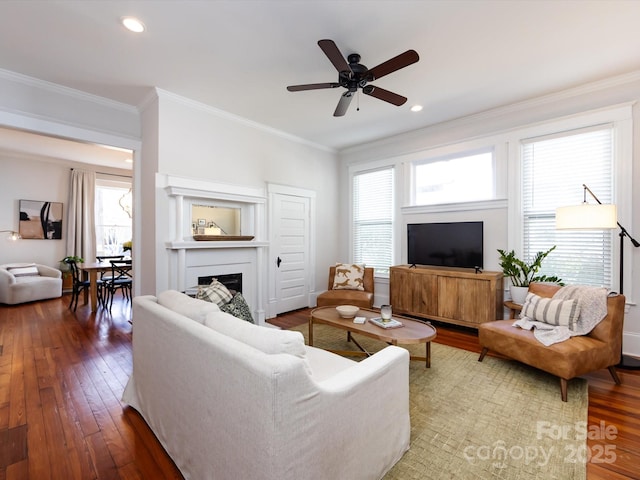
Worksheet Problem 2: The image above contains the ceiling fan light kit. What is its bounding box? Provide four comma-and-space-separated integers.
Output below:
287, 39, 419, 117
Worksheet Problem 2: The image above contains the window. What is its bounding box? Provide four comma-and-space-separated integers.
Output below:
521, 126, 614, 287
413, 149, 494, 205
95, 178, 132, 257
352, 167, 394, 276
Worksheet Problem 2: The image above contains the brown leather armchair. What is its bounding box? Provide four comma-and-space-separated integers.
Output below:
478, 282, 625, 401
316, 266, 374, 308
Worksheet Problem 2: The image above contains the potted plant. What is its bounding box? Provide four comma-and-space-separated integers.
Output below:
497, 246, 563, 304
59, 255, 84, 271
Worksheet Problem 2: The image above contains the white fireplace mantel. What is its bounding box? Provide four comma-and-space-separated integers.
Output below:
161, 174, 269, 324
166, 240, 269, 250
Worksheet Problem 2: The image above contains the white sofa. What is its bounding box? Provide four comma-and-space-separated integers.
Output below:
0, 263, 62, 305
122, 291, 410, 480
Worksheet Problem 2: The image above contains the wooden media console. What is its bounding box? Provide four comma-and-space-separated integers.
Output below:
389, 265, 503, 329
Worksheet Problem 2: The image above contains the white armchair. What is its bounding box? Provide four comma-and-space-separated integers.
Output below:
0, 263, 62, 305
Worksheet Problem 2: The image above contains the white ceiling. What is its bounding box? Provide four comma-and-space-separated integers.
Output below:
1, 0, 640, 166
0, 127, 133, 169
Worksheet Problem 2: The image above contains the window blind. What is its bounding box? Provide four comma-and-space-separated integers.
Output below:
353, 167, 394, 276
521, 126, 613, 287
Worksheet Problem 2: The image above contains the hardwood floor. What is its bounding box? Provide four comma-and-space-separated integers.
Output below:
1, 298, 639, 479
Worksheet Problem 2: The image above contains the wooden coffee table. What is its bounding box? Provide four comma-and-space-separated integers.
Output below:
309, 306, 437, 367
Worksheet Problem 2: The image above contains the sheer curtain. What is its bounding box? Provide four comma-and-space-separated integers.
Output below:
66, 169, 97, 262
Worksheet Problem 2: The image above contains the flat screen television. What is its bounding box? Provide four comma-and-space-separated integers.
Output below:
407, 221, 483, 269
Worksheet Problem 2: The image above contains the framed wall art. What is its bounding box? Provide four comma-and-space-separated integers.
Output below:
19, 199, 63, 239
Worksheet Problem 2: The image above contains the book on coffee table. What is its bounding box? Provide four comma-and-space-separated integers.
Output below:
369, 317, 404, 329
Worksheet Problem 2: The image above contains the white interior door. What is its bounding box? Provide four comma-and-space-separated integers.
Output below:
270, 188, 313, 315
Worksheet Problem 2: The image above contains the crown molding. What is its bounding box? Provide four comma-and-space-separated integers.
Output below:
153, 88, 335, 154
0, 147, 132, 174
0, 68, 138, 114
452, 69, 640, 127
342, 69, 640, 156
137, 88, 160, 112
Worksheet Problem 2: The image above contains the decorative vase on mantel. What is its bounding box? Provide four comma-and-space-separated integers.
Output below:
509, 285, 529, 305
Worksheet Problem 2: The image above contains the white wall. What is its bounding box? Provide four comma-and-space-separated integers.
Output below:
0, 155, 68, 266
4, 65, 640, 355
0, 154, 131, 267
340, 72, 640, 357
0, 69, 140, 140
139, 90, 340, 299
0, 68, 142, 284
0, 74, 340, 314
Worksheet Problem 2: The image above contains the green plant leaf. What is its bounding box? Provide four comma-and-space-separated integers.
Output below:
497, 246, 561, 287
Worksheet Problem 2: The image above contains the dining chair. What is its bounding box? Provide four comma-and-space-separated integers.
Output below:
96, 255, 125, 286
103, 259, 132, 312
66, 259, 104, 311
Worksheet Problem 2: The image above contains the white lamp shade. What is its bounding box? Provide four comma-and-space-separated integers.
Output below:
555, 203, 617, 229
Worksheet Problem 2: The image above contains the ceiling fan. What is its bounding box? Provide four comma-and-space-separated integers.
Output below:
287, 39, 419, 117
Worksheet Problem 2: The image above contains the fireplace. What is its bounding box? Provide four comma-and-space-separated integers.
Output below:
163, 174, 268, 324
198, 273, 243, 293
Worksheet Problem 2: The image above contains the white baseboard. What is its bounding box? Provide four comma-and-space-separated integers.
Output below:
622, 331, 640, 358
309, 291, 318, 307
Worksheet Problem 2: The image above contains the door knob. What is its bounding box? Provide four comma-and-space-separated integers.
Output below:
277, 256, 282, 268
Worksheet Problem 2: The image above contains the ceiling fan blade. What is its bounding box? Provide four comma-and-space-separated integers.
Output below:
362, 85, 407, 106
287, 82, 340, 92
367, 50, 419, 81
333, 92, 354, 117
318, 39, 351, 73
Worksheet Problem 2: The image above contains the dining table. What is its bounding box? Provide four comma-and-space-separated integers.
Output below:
78, 260, 131, 312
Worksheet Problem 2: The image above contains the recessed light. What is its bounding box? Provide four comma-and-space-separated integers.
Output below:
121, 17, 145, 33
410, 105, 423, 112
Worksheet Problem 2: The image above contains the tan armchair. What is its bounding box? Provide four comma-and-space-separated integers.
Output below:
478, 282, 625, 401
316, 265, 375, 308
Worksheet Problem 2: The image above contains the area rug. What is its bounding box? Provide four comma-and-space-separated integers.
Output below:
291, 323, 588, 480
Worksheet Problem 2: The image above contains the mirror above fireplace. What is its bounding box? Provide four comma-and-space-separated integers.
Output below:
192, 204, 240, 236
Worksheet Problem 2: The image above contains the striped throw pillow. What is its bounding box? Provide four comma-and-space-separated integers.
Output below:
520, 293, 580, 330
8, 266, 39, 277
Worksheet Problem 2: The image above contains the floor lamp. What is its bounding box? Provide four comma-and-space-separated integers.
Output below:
556, 184, 640, 369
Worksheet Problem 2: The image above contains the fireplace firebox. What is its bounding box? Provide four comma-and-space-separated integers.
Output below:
198, 273, 242, 293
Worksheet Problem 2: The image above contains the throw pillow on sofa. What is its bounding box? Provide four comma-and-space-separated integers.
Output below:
8, 265, 39, 277
332, 263, 365, 291
520, 292, 580, 330
220, 292, 254, 323
157, 290, 220, 324
196, 279, 233, 306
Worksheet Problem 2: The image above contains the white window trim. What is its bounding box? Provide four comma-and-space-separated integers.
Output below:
506, 103, 633, 296
96, 175, 132, 189
402, 199, 507, 215
410, 146, 495, 205
401, 137, 507, 207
